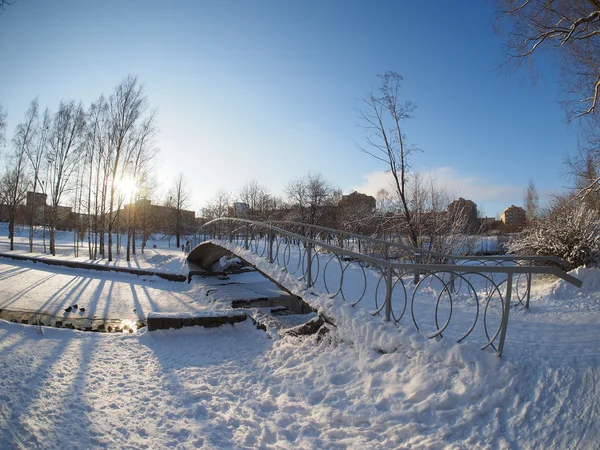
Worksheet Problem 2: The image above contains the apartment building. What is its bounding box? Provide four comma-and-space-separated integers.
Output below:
501, 205, 526, 232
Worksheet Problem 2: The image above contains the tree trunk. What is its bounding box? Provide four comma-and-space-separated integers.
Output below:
8, 213, 15, 251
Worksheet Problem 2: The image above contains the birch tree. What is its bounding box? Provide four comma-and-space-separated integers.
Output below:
106, 76, 147, 261
46, 101, 86, 255
4, 99, 37, 250
166, 173, 191, 249
125, 112, 157, 260
0, 104, 6, 146
25, 106, 50, 252
524, 180, 540, 221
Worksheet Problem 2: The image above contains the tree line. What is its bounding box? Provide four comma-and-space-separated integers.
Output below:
0, 76, 192, 261
496, 0, 600, 268
201, 169, 483, 257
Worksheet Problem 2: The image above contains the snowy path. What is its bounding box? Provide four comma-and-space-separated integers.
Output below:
1, 233, 600, 447
1, 315, 599, 448
0, 227, 189, 274
0, 259, 202, 321
0, 258, 287, 322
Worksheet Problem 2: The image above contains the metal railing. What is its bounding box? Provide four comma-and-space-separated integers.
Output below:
268, 220, 570, 267
198, 218, 582, 356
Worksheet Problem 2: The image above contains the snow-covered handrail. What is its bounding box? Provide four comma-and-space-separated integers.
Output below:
267, 220, 571, 268
199, 218, 582, 356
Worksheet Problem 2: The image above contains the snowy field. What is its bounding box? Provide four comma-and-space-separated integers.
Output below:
1, 228, 600, 448
0, 223, 190, 273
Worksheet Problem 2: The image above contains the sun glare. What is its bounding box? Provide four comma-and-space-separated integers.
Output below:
119, 177, 137, 200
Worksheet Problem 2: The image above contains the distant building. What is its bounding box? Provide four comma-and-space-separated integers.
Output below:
447, 197, 478, 233
122, 199, 196, 235
501, 205, 526, 232
337, 191, 377, 234
233, 202, 249, 217
26, 191, 47, 226
24, 191, 72, 230
338, 191, 376, 213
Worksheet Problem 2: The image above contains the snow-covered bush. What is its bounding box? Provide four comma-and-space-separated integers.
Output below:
509, 197, 600, 269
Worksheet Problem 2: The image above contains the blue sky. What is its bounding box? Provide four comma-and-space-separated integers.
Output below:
0, 0, 579, 217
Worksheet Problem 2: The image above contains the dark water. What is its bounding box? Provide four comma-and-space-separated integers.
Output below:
0, 308, 144, 333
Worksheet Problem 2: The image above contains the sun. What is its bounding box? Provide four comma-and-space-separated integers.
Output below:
118, 177, 137, 200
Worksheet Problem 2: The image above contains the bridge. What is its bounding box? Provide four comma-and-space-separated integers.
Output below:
188, 218, 582, 356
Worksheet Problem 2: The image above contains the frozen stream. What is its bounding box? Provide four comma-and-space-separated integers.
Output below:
0, 257, 312, 332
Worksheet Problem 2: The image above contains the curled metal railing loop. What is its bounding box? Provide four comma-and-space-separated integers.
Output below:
411, 272, 454, 339
442, 273, 480, 343
373, 270, 408, 323
513, 273, 529, 306
323, 252, 344, 297
481, 276, 507, 352
372, 265, 389, 316
199, 218, 581, 356
309, 248, 322, 287
281, 239, 293, 274
343, 260, 368, 306
389, 276, 409, 323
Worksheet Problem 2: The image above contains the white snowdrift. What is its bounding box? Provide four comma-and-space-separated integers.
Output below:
0, 231, 598, 448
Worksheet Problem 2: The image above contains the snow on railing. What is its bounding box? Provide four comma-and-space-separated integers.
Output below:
198, 218, 582, 356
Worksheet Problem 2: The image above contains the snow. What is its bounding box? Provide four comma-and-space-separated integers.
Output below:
147, 310, 248, 319
0, 223, 189, 273
0, 229, 599, 448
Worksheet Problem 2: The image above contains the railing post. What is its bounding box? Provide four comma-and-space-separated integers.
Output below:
268, 227, 274, 263
497, 272, 513, 357
525, 261, 532, 309
306, 242, 313, 288
413, 252, 421, 284
385, 264, 393, 321
244, 223, 249, 249
449, 257, 455, 294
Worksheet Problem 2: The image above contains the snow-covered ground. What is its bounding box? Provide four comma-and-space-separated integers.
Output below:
0, 224, 190, 273
1, 228, 599, 448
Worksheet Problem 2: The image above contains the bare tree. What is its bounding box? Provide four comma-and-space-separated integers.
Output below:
496, 0, 600, 118
201, 190, 231, 220
166, 173, 191, 249
286, 172, 338, 226
337, 191, 377, 237
124, 112, 157, 260
46, 101, 86, 255
0, 104, 6, 146
563, 113, 600, 206
510, 194, 600, 268
359, 72, 420, 246
408, 173, 472, 256
237, 180, 273, 220
106, 76, 147, 261
0, 0, 16, 11
82, 96, 108, 259
524, 179, 540, 221
3, 99, 37, 250
136, 173, 159, 253
25, 106, 50, 252
375, 188, 397, 213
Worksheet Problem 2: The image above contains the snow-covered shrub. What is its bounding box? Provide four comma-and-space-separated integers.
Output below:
509, 197, 600, 269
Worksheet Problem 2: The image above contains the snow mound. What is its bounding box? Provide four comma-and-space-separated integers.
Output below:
211, 255, 243, 272
551, 267, 600, 299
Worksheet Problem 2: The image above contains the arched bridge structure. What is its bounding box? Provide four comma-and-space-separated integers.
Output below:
188, 218, 582, 357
